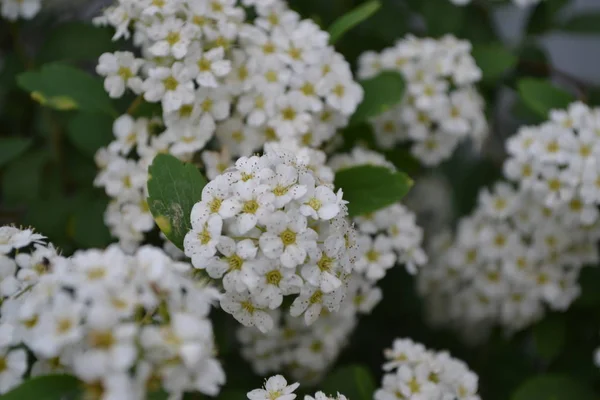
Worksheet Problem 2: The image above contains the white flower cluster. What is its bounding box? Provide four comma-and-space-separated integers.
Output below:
376, 338, 481, 400
449, 0, 542, 6
329, 147, 428, 276
357, 35, 487, 166
93, 0, 362, 250
418, 102, 600, 337
0, 226, 225, 398
236, 147, 426, 381
247, 374, 347, 400
0, 226, 51, 393
184, 145, 357, 333
1, 0, 40, 20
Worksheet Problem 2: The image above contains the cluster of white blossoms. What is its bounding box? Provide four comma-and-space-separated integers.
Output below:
418, 102, 600, 338
183, 145, 358, 333
1, 0, 40, 20
93, 0, 362, 250
376, 338, 481, 400
329, 147, 427, 276
0, 226, 225, 398
449, 0, 542, 6
357, 35, 487, 166
247, 374, 347, 400
236, 146, 426, 381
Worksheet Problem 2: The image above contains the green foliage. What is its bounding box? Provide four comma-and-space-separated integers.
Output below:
421, 0, 466, 37
37, 22, 118, 63
517, 78, 575, 119
334, 165, 412, 217
0, 137, 32, 167
349, 72, 405, 125
147, 154, 207, 250
66, 113, 114, 158
17, 63, 116, 115
511, 374, 596, 400
320, 365, 376, 400
526, 0, 569, 35
533, 314, 566, 361
328, 1, 381, 44
0, 375, 81, 400
560, 13, 600, 34
1, 149, 49, 207
473, 44, 518, 83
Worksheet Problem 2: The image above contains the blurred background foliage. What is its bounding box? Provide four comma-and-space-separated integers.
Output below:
3, 0, 600, 399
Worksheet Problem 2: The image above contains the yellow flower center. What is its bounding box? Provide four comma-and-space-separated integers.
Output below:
163, 76, 179, 91
266, 270, 282, 285
243, 200, 259, 214
280, 229, 297, 246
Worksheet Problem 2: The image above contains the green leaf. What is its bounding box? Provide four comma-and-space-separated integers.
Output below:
334, 165, 412, 217
321, 365, 376, 400
66, 113, 114, 158
350, 71, 405, 125
38, 22, 118, 63
560, 13, 600, 34
511, 374, 596, 400
517, 78, 575, 119
472, 44, 517, 83
0, 138, 33, 167
147, 154, 207, 250
532, 314, 566, 361
0, 374, 81, 400
1, 149, 50, 207
328, 0, 381, 44
526, 0, 569, 35
71, 193, 113, 248
17, 63, 116, 116
421, 0, 466, 37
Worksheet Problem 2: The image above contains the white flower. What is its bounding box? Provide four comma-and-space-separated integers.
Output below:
142, 63, 195, 113
96, 52, 144, 98
0, 348, 27, 393
247, 375, 299, 400
270, 93, 312, 139
259, 211, 318, 269
186, 45, 232, 87
147, 17, 196, 59
0, 226, 45, 254
184, 213, 224, 267
220, 291, 274, 332
1, 0, 40, 20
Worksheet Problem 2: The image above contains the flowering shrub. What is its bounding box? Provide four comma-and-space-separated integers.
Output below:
3, 0, 600, 399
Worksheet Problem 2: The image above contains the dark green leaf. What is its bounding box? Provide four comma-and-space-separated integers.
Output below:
460, 5, 498, 44
421, 0, 466, 37
17, 63, 116, 116
1, 149, 50, 207
0, 374, 81, 400
23, 192, 72, 248
511, 374, 596, 400
472, 44, 518, 83
533, 314, 566, 360
334, 165, 412, 217
517, 78, 575, 118
574, 267, 600, 307
526, 0, 569, 35
321, 365, 376, 400
66, 113, 114, 158
350, 72, 405, 125
328, 0, 381, 44
38, 22, 118, 63
560, 13, 600, 34
71, 193, 112, 248
147, 154, 207, 250
0, 138, 33, 167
